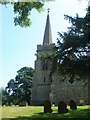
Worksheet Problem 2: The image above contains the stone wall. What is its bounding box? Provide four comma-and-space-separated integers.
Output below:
50, 73, 88, 105
31, 84, 51, 105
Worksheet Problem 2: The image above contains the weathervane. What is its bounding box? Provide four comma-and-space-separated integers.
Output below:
47, 8, 50, 14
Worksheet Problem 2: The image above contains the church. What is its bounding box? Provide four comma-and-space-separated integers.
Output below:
31, 10, 88, 105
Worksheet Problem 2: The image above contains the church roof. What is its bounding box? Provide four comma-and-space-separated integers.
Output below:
43, 9, 52, 46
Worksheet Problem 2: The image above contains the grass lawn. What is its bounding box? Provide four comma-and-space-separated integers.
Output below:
1, 105, 90, 120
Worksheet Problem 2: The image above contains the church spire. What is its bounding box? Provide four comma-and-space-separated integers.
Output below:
43, 9, 52, 46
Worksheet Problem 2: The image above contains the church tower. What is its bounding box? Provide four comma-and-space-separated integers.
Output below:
31, 9, 55, 105
31, 9, 88, 106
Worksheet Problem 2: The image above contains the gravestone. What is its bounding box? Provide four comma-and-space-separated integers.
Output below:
10, 102, 13, 106
69, 99, 77, 109
44, 100, 52, 113
6, 102, 9, 106
19, 101, 27, 106
79, 99, 85, 106
79, 96, 85, 106
58, 101, 68, 113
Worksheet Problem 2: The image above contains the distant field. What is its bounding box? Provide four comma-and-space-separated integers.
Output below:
1, 106, 90, 120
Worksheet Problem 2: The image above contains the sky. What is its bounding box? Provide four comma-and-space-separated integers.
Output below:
0, 0, 88, 88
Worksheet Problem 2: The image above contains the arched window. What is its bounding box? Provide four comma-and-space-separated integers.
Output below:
51, 78, 52, 83
42, 61, 48, 70
44, 77, 45, 82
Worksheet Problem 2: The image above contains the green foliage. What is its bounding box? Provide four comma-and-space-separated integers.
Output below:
4, 67, 34, 105
0, 0, 55, 27
2, 88, 10, 106
14, 2, 44, 27
51, 6, 90, 80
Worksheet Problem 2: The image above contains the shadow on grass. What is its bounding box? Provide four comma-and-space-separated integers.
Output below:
2, 108, 90, 120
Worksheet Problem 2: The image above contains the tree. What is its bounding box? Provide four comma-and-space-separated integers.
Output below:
13, 2, 44, 27
6, 67, 34, 105
1, 87, 10, 106
1, 0, 54, 27
51, 6, 90, 81
1, 0, 88, 27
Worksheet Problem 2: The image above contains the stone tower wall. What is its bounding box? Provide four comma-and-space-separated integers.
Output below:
31, 44, 55, 105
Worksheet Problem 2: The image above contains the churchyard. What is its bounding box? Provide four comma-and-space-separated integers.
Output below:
1, 105, 90, 119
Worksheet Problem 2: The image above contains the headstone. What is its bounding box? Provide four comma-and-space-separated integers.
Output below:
26, 102, 28, 106
79, 99, 85, 106
6, 102, 9, 106
69, 99, 77, 109
44, 100, 52, 113
16, 105, 19, 107
58, 101, 68, 113
10, 102, 13, 106
19, 101, 26, 106
79, 96, 85, 106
